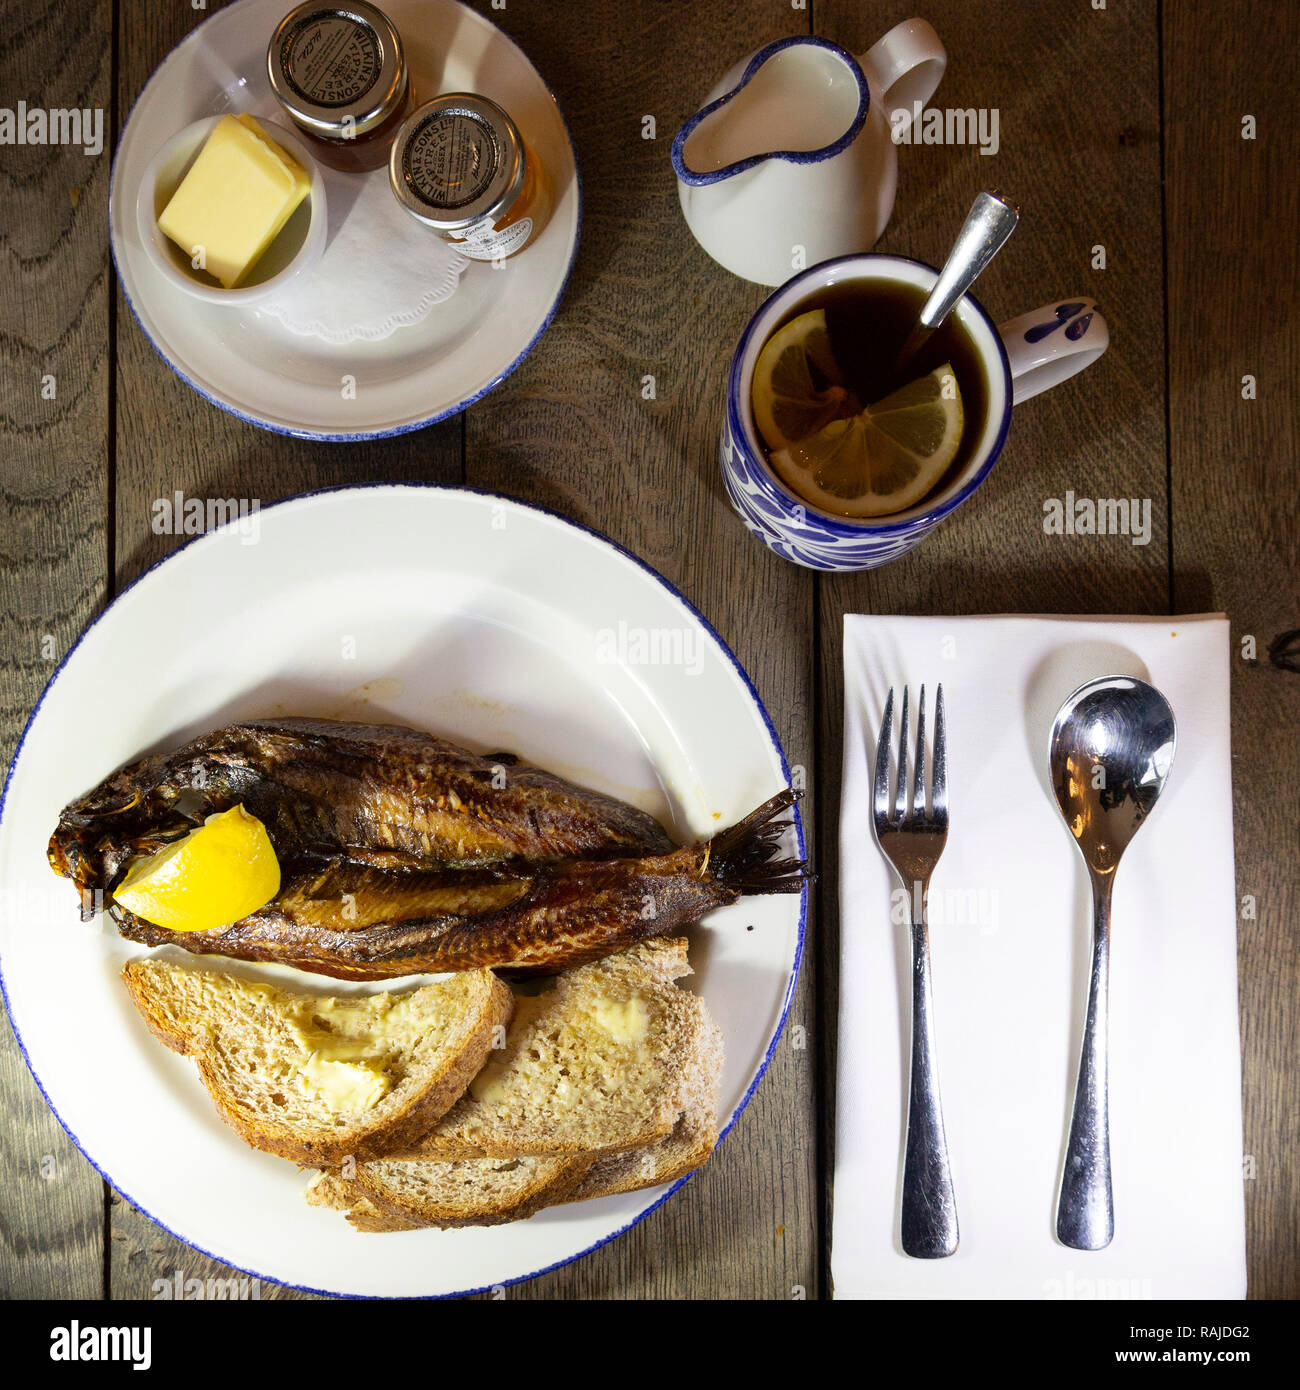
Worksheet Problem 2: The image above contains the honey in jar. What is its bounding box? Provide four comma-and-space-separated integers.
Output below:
389, 94, 552, 261
267, 1, 413, 173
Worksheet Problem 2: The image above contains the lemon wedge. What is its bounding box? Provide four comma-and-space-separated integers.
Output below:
113, 805, 281, 932
770, 364, 964, 518
751, 309, 858, 451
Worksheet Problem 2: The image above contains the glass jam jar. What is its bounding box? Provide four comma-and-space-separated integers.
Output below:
267, 2, 413, 172
389, 95, 552, 261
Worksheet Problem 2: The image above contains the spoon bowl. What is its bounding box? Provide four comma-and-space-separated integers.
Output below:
1050, 675, 1177, 874
1048, 674, 1176, 1250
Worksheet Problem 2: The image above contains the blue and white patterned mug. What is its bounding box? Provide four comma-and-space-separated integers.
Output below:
721, 254, 1109, 570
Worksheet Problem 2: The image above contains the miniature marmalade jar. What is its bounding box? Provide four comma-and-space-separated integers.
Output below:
267, 1, 413, 173
388, 94, 552, 261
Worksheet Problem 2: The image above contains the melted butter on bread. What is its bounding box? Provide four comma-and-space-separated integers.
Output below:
591, 995, 649, 1043
468, 1060, 512, 1107
284, 994, 429, 1113
300, 1055, 389, 1111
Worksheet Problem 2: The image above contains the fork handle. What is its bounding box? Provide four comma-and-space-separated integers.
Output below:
1057, 877, 1114, 1249
902, 914, 959, 1258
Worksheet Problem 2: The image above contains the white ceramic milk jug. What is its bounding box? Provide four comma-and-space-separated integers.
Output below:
671, 20, 947, 286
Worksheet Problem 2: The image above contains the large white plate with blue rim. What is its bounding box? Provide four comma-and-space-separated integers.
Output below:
108, 0, 580, 439
0, 486, 805, 1298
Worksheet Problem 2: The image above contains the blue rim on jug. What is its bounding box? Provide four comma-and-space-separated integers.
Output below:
672, 36, 870, 185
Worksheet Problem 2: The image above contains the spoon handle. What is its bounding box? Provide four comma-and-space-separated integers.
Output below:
1057, 877, 1114, 1249
918, 189, 1020, 331
901, 909, 959, 1258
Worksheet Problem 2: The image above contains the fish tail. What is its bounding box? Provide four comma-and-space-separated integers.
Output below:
706, 788, 807, 896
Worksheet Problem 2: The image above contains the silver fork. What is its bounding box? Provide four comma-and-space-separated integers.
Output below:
872, 685, 959, 1259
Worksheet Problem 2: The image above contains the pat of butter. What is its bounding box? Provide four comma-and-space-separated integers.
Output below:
158, 113, 309, 289
592, 995, 649, 1043
288, 997, 395, 1112
469, 1059, 512, 1107
301, 1054, 389, 1112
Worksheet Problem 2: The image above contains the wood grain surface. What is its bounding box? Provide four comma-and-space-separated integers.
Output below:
460, 0, 818, 1301
812, 0, 1169, 1298
0, 0, 111, 1299
1163, 0, 1300, 1301
0, 0, 1294, 1300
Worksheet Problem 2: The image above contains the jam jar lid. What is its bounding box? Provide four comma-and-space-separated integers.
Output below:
268, 2, 407, 139
389, 95, 526, 233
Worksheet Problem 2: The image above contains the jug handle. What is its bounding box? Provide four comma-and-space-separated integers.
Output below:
858, 18, 947, 140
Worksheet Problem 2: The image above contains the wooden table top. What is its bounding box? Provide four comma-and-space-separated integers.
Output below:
1, 0, 1295, 1300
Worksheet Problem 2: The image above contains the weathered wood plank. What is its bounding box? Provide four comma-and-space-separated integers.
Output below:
106, 0, 458, 1299
0, 0, 113, 1300
812, 0, 1168, 1293
462, 0, 819, 1299
1164, 0, 1300, 1301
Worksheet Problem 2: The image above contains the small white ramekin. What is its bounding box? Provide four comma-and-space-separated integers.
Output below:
135, 114, 327, 306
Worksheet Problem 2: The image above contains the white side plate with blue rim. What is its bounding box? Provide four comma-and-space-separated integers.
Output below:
108, 0, 580, 439
0, 486, 805, 1298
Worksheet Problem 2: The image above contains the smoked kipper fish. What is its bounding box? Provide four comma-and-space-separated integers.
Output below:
48, 718, 805, 979
51, 718, 675, 880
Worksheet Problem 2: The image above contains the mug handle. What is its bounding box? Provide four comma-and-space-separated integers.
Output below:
998, 299, 1109, 405
858, 19, 947, 139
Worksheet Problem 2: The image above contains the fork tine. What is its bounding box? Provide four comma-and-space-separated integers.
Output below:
931, 683, 948, 821
895, 686, 910, 820
913, 684, 927, 818
874, 688, 894, 822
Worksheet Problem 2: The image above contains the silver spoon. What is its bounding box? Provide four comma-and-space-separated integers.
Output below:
891, 189, 1020, 383
1049, 675, 1176, 1250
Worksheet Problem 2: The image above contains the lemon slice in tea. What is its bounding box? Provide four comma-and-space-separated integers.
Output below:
751, 309, 858, 451
769, 364, 965, 518
113, 804, 281, 932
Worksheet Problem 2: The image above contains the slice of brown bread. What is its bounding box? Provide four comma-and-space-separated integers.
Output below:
567, 996, 723, 1202
306, 1154, 593, 1230
304, 1167, 428, 1234
304, 1044, 721, 1232
123, 956, 512, 1165
304, 1170, 423, 1233
395, 937, 711, 1160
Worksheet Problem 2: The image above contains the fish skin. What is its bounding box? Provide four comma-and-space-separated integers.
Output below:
233, 719, 674, 862
271, 859, 534, 929
48, 718, 675, 902
48, 719, 806, 977
110, 841, 767, 980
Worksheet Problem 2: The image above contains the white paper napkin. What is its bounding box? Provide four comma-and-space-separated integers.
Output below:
832, 614, 1246, 1299
260, 159, 469, 343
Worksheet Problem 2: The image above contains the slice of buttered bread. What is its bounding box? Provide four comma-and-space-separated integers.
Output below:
303, 1039, 721, 1233
122, 957, 512, 1165
568, 997, 723, 1202
306, 1154, 593, 1230
396, 937, 715, 1160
